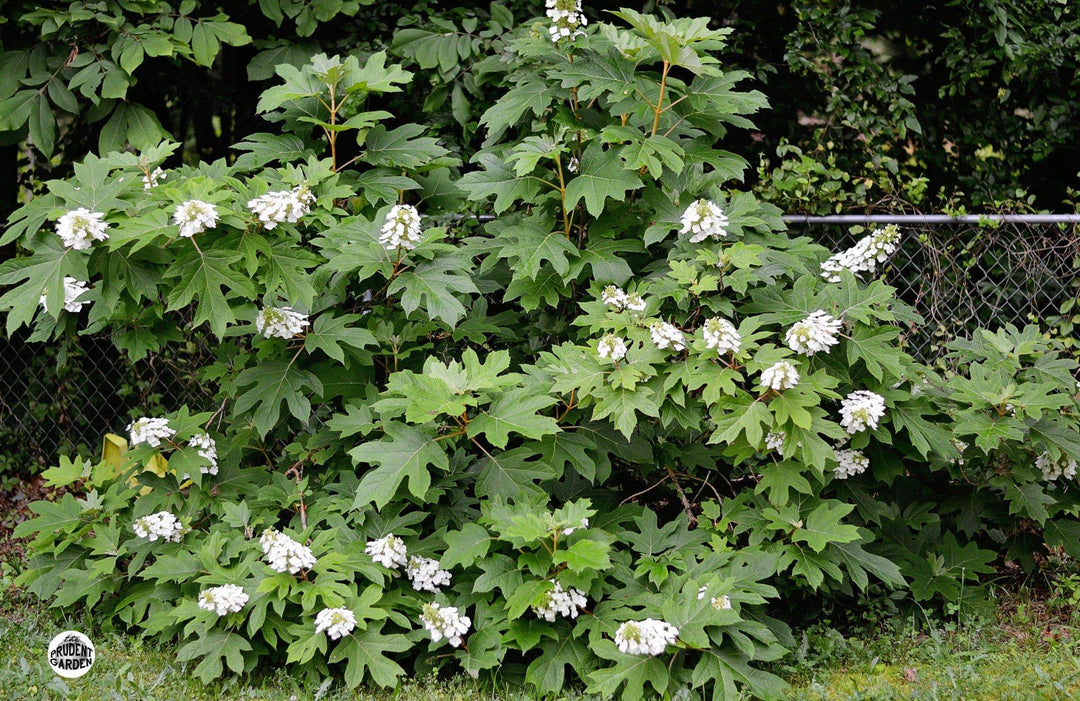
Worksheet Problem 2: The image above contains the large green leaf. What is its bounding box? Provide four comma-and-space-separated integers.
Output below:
362, 123, 449, 169
458, 151, 543, 213
793, 501, 861, 552
304, 313, 377, 364
495, 219, 578, 281
478, 80, 556, 145
233, 360, 323, 436
526, 637, 593, 696
0, 235, 87, 333
387, 257, 478, 327
473, 447, 556, 500
440, 523, 492, 570
329, 623, 410, 688
176, 631, 253, 682
563, 143, 642, 217
467, 389, 560, 449
350, 423, 448, 508
588, 646, 670, 701
164, 247, 255, 337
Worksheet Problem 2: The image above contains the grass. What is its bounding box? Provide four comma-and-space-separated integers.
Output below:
3, 571, 1080, 700
777, 593, 1080, 701
0, 587, 525, 701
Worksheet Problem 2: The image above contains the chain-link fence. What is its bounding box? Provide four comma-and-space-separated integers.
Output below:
0, 328, 214, 471
1, 215, 1078, 466
788, 216, 1080, 363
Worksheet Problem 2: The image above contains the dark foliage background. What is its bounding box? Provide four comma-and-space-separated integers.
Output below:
0, 0, 1077, 221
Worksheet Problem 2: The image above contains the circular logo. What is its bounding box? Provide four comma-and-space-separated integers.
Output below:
47, 630, 95, 679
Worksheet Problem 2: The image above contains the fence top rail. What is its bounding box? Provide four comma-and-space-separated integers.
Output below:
457, 213, 1080, 225
781, 214, 1080, 225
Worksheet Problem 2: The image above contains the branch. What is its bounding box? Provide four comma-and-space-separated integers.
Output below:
666, 465, 698, 527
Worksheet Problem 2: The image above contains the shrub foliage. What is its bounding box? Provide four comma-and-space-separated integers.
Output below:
3, 6, 1080, 700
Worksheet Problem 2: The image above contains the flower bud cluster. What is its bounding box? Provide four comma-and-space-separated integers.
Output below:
173, 200, 219, 238
613, 618, 679, 656
785, 310, 842, 356
420, 602, 470, 647
833, 448, 870, 479
133, 511, 184, 542
315, 608, 357, 640
198, 584, 248, 616
260, 529, 317, 574
40, 277, 90, 314
532, 581, 587, 621
379, 204, 423, 253
839, 391, 886, 433
56, 208, 109, 250
680, 199, 729, 242
256, 306, 309, 339
821, 225, 901, 282
247, 186, 315, 230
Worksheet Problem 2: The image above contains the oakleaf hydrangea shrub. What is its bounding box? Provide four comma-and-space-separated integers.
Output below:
5, 6, 1080, 700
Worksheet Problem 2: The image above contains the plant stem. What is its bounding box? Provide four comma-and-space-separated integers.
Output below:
328, 82, 338, 170
651, 60, 671, 137
666, 464, 698, 526
554, 154, 571, 238
557, 388, 576, 422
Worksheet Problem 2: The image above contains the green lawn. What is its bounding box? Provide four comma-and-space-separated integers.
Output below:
0, 589, 511, 701
780, 606, 1080, 700
3, 584, 1080, 700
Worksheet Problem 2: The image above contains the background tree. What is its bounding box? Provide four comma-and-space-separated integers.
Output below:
1, 0, 1078, 221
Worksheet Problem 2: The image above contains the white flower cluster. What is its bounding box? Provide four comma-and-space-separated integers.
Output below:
132, 511, 184, 542
761, 361, 799, 391
650, 321, 686, 352
562, 517, 588, 536
39, 277, 90, 314
546, 0, 587, 41
247, 186, 315, 230
260, 529, 317, 574
567, 156, 579, 173
785, 310, 842, 356
613, 618, 679, 656
765, 431, 785, 452
173, 200, 219, 238
950, 438, 968, 466
365, 534, 408, 569
601, 285, 646, 312
143, 167, 165, 189
255, 306, 309, 339
597, 334, 627, 362
55, 208, 109, 250
406, 556, 452, 593
703, 317, 741, 354
420, 602, 470, 647
127, 416, 176, 448
197, 584, 248, 616
1037, 451, 1078, 481
821, 224, 901, 282
680, 199, 729, 242
697, 587, 732, 610
379, 204, 423, 253
315, 607, 357, 640
189, 433, 218, 475
533, 581, 587, 621
833, 448, 870, 479
839, 390, 886, 433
